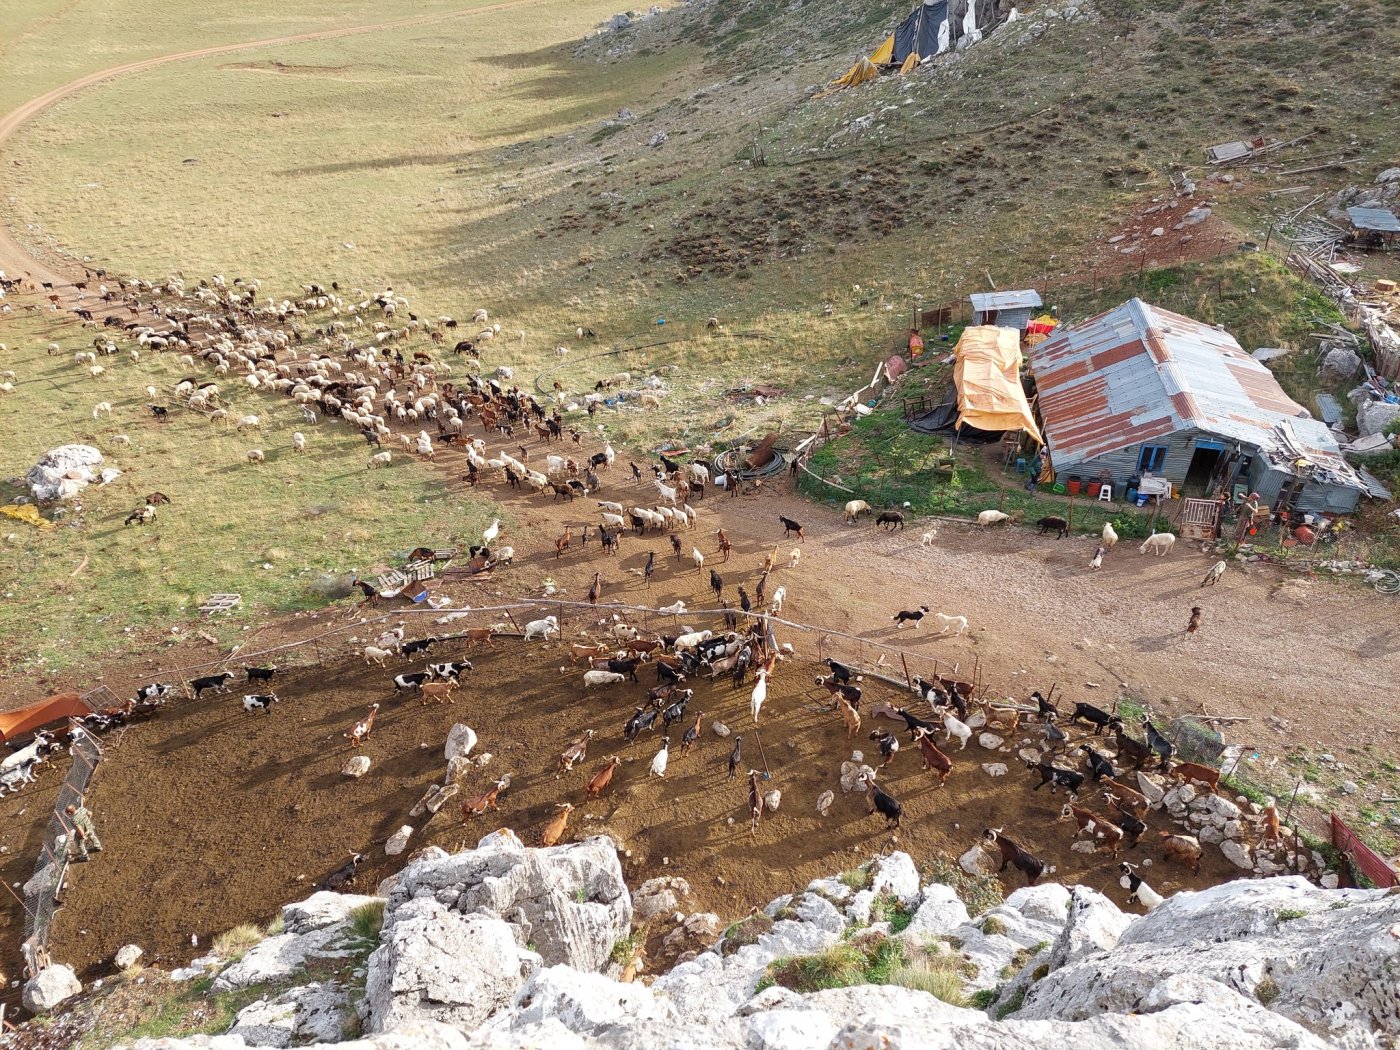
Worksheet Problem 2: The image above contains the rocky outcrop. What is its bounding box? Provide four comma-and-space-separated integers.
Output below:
112, 847, 1399, 1050
22, 964, 81, 1014
214, 891, 381, 991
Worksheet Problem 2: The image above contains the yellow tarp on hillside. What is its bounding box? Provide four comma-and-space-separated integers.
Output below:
1, 504, 53, 529
952, 325, 1043, 443
831, 56, 880, 90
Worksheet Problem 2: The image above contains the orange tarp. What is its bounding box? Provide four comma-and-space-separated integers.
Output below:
0, 692, 91, 744
952, 325, 1044, 443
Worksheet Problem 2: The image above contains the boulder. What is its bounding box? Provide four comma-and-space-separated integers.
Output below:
22, 964, 81, 1013
1043, 886, 1132, 970
229, 982, 352, 1047
1320, 346, 1361, 380
868, 851, 920, 907
25, 445, 104, 501
1221, 839, 1254, 869
214, 892, 380, 991
659, 911, 722, 962
383, 833, 630, 973
498, 965, 674, 1033
840, 761, 877, 792
114, 944, 144, 970
445, 724, 478, 762
1358, 400, 1400, 437
900, 883, 971, 942
633, 876, 690, 923
281, 891, 383, 936
978, 732, 1005, 750
342, 755, 371, 778
960, 843, 1000, 877
364, 898, 537, 1032
763, 789, 782, 812
1134, 772, 1165, 807
712, 721, 730, 737
386, 825, 414, 856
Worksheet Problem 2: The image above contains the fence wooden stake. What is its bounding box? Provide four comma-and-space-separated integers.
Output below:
900, 652, 912, 691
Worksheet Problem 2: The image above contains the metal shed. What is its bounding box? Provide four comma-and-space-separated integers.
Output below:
969, 289, 1042, 331
1346, 207, 1400, 249
1027, 298, 1368, 514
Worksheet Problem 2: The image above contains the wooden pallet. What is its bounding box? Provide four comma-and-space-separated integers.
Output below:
198, 593, 241, 615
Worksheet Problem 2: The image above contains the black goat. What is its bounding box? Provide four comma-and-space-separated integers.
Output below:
983, 828, 1045, 885
1026, 759, 1085, 795
1070, 701, 1113, 734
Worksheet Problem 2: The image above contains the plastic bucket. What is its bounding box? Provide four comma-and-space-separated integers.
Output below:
1087, 481, 1101, 497
1067, 479, 1082, 495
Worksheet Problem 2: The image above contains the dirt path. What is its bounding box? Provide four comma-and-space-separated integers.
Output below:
0, 0, 554, 288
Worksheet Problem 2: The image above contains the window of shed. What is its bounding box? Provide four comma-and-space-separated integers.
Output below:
1137, 444, 1168, 473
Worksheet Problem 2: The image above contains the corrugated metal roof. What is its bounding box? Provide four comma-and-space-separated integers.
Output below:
1029, 298, 1365, 491
1347, 207, 1400, 233
969, 289, 1042, 311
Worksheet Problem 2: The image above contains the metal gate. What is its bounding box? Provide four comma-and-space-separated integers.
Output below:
1331, 813, 1398, 888
1178, 498, 1222, 540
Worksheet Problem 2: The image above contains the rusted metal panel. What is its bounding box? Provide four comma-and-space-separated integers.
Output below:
1332, 813, 1398, 888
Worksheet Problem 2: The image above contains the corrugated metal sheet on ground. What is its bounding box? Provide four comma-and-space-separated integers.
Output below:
1346, 207, 1400, 233
970, 289, 1042, 312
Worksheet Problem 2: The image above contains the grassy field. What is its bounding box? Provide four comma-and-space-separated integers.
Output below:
0, 312, 494, 678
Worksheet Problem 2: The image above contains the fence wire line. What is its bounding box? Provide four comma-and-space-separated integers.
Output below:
20, 726, 102, 978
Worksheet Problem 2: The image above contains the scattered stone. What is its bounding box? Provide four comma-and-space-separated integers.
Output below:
633, 876, 691, 924
22, 965, 81, 1013
960, 843, 1000, 877
763, 789, 782, 812
114, 944, 143, 970
978, 732, 1005, 750
341, 755, 371, 778
712, 721, 730, 738
1340, 780, 1359, 795
385, 826, 414, 856
1220, 839, 1254, 869
445, 724, 478, 762
982, 763, 1009, 777
815, 789, 834, 816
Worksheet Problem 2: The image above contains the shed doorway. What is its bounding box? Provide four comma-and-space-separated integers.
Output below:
1184, 441, 1224, 494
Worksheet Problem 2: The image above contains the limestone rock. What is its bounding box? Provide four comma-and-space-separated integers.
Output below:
342, 755, 371, 778
26, 445, 104, 501
633, 876, 690, 923
869, 851, 920, 907
445, 724, 478, 762
22, 965, 81, 1013
229, 982, 352, 1047
499, 965, 674, 1033
1134, 772, 1164, 806
815, 789, 834, 816
901, 883, 971, 941
659, 911, 722, 962
840, 761, 877, 793
712, 721, 730, 737
960, 843, 1000, 877
983, 762, 1009, 777
1221, 839, 1254, 869
386, 825, 414, 856
282, 891, 384, 936
114, 944, 143, 970
365, 899, 537, 1032
763, 789, 782, 812
978, 732, 1005, 750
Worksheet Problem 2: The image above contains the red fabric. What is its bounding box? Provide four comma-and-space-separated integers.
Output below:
0, 693, 92, 743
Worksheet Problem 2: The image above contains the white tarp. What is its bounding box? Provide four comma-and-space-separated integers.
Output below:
25, 444, 105, 501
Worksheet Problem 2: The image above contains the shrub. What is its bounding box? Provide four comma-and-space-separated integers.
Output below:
981, 916, 1007, 937
923, 856, 1004, 917
211, 924, 264, 962
348, 901, 386, 944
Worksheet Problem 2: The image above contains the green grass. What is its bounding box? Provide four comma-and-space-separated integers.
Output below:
763, 934, 904, 994
994, 986, 1027, 1020
922, 857, 1004, 919
0, 311, 492, 676
347, 900, 386, 944
837, 865, 872, 891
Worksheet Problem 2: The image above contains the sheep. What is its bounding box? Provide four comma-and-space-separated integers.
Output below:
583, 670, 627, 689
1101, 521, 1119, 548
876, 510, 905, 531
1200, 560, 1227, 588
843, 499, 872, 523
524, 615, 559, 641
92, 401, 112, 419
1118, 862, 1165, 910
1089, 545, 1105, 570
369, 450, 392, 468
236, 414, 261, 431
978, 509, 1012, 527
363, 644, 393, 666
291, 432, 306, 453
1159, 832, 1202, 874
934, 612, 968, 635
1139, 532, 1176, 556
246, 449, 266, 464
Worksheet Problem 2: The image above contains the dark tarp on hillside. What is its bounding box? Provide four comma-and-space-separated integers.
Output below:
892, 0, 948, 63
909, 387, 959, 433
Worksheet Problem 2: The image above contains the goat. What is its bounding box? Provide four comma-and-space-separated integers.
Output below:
1118, 862, 1165, 910
1077, 744, 1118, 782
1159, 832, 1202, 874
778, 515, 804, 542
912, 727, 952, 785
1059, 803, 1124, 856
462, 778, 508, 819
245, 665, 276, 683
876, 510, 905, 531
345, 704, 380, 747
1108, 797, 1147, 846
788, 548, 801, 568
1139, 532, 1176, 556
1089, 545, 1105, 570
393, 672, 431, 694
1069, 701, 1113, 734
1166, 761, 1220, 794
189, 671, 235, 698
557, 729, 596, 774
124, 504, 157, 526
1102, 778, 1150, 820
815, 674, 862, 709
977, 509, 1012, 527
749, 669, 769, 725
860, 771, 902, 827
681, 710, 704, 754
1102, 521, 1119, 548
1200, 560, 1227, 588
892, 605, 930, 629
983, 828, 1045, 885
242, 693, 279, 713
1140, 716, 1175, 767
320, 853, 367, 892
1027, 759, 1084, 795
135, 683, 177, 703
748, 770, 765, 835
824, 658, 855, 685
1036, 515, 1069, 538
942, 710, 972, 750
837, 696, 861, 738
430, 660, 474, 682
401, 637, 438, 659
418, 681, 459, 705
540, 803, 575, 848
363, 645, 393, 667
586, 756, 622, 797
1106, 718, 1153, 769
649, 736, 670, 778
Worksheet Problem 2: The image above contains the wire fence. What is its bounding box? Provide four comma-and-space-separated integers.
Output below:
19, 706, 103, 980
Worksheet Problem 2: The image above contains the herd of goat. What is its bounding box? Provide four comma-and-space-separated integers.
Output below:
0, 268, 1249, 912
